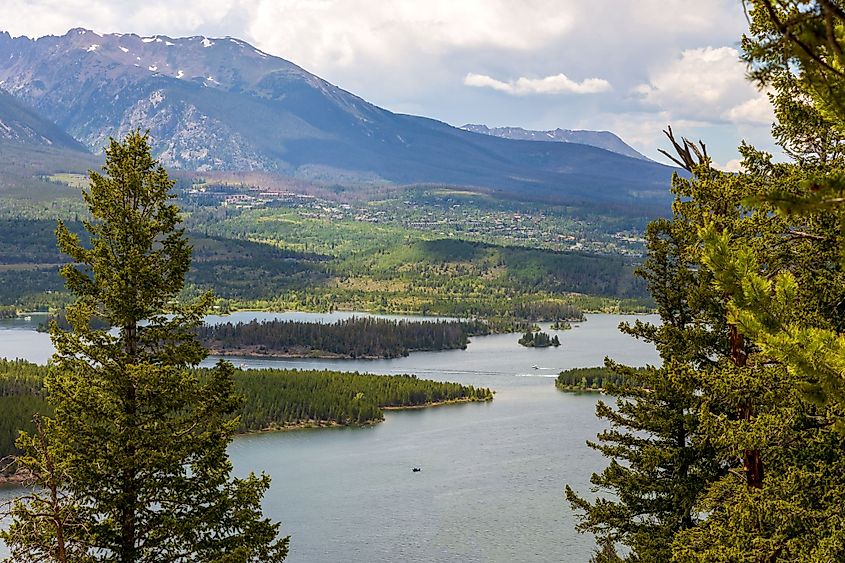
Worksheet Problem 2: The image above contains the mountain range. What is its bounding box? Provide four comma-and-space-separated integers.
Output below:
459, 124, 650, 161
0, 28, 678, 212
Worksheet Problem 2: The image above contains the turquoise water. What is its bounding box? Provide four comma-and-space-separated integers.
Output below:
0, 313, 659, 562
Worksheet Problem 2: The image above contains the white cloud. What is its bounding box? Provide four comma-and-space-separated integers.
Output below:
714, 158, 744, 172
464, 72, 611, 95
248, 0, 574, 70
636, 46, 774, 126
0, 0, 243, 40
726, 94, 775, 125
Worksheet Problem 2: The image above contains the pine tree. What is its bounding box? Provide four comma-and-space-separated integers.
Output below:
744, 0, 845, 136
735, 0, 845, 417
1, 132, 288, 562
566, 3, 845, 560
589, 537, 623, 563
674, 152, 845, 562
1, 416, 93, 562
567, 110, 808, 557
669, 5, 845, 557
565, 194, 730, 560
742, 0, 845, 214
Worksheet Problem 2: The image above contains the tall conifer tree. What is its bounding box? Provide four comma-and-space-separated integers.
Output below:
565, 144, 756, 560
1, 132, 288, 562
673, 125, 845, 562
569, 3, 845, 556
670, 3, 845, 559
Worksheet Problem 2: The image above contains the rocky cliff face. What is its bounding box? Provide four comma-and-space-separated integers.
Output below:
0, 28, 340, 170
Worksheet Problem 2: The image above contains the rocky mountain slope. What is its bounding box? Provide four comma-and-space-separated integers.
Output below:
0, 88, 86, 150
460, 124, 650, 161
0, 29, 677, 212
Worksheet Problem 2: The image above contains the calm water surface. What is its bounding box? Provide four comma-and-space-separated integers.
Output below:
0, 313, 659, 562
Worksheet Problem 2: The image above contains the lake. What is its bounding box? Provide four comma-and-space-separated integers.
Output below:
0, 312, 660, 562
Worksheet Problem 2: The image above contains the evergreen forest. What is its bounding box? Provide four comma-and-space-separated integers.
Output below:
198, 317, 482, 358
0, 216, 644, 319
555, 366, 648, 392
0, 358, 491, 461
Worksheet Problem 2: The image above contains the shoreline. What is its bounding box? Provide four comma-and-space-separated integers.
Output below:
209, 348, 390, 360
244, 419, 374, 433
218, 304, 610, 319
206, 345, 469, 361
0, 396, 492, 486
555, 385, 606, 393
0, 469, 31, 486
382, 396, 493, 410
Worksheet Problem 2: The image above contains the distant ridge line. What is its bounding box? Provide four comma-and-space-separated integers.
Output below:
460, 124, 651, 162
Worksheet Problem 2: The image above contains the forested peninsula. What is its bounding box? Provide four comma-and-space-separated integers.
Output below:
198, 317, 508, 359
0, 358, 492, 466
555, 366, 649, 392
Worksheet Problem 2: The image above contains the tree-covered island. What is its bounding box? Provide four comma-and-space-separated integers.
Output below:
517, 330, 560, 348
197, 316, 514, 359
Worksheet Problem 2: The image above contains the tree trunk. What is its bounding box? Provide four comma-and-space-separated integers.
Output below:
120, 322, 138, 562
40, 424, 69, 563
730, 325, 763, 488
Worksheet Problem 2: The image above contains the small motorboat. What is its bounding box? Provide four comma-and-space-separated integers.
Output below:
412, 467, 421, 472
531, 365, 539, 370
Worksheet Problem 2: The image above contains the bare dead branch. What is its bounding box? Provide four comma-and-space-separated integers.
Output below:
786, 229, 828, 240
658, 126, 710, 173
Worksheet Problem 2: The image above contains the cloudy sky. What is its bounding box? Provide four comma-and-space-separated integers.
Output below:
1, 0, 773, 168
